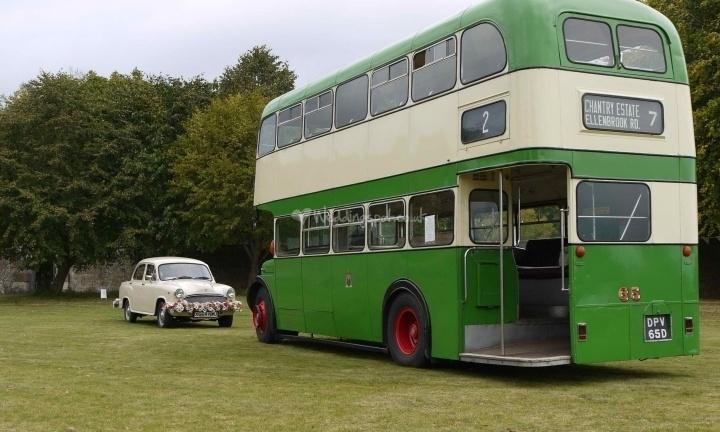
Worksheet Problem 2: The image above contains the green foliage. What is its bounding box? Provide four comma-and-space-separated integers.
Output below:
646, 0, 720, 237
0, 71, 213, 291
218, 45, 296, 99
169, 92, 267, 251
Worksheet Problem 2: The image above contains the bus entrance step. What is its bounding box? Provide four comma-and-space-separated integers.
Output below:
460, 339, 571, 367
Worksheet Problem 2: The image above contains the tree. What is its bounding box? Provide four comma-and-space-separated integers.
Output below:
0, 71, 167, 292
169, 91, 272, 289
218, 45, 296, 99
645, 0, 720, 237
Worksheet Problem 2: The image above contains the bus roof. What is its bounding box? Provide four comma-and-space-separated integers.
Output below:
262, 0, 684, 118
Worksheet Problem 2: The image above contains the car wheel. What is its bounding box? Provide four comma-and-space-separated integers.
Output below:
123, 300, 138, 323
156, 301, 174, 328
218, 315, 234, 328
252, 287, 278, 343
386, 292, 430, 367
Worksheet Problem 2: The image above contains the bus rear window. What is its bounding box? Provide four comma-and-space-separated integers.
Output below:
563, 18, 614, 67
577, 182, 650, 242
618, 25, 666, 73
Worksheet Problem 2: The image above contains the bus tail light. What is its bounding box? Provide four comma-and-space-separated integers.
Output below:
682, 246, 692, 257
578, 323, 587, 341
576, 246, 586, 258
684, 317, 694, 334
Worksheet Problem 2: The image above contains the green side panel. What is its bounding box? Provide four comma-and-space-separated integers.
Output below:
463, 249, 518, 325
273, 258, 305, 332
682, 245, 700, 355
365, 252, 409, 343
570, 245, 700, 364
301, 256, 336, 336
405, 249, 463, 360
330, 254, 372, 341
261, 150, 695, 216
263, 0, 687, 117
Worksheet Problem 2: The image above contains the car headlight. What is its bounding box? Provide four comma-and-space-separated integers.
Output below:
174, 288, 185, 299
226, 288, 235, 299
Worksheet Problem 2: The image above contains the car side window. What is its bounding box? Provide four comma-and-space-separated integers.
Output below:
144, 264, 156, 281
132, 264, 145, 281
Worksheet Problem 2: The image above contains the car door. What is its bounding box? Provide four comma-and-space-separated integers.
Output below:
143, 264, 159, 314
129, 264, 146, 312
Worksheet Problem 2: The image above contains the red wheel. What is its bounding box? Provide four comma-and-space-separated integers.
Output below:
251, 286, 278, 343
252, 299, 267, 332
386, 291, 430, 367
394, 306, 419, 355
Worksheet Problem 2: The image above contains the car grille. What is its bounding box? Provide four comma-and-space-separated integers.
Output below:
185, 294, 226, 303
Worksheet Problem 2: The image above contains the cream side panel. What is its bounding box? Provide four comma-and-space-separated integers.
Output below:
255, 69, 693, 206
409, 92, 460, 168
567, 180, 697, 244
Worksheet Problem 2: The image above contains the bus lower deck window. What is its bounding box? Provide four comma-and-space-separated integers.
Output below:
409, 190, 455, 247
368, 201, 405, 249
576, 181, 651, 242
276, 216, 301, 256
333, 207, 365, 252
303, 212, 331, 255
469, 189, 509, 244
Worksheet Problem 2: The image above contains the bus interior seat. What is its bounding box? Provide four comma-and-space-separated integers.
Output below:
516, 238, 568, 279
516, 238, 569, 319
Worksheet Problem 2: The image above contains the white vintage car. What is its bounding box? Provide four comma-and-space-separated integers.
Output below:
113, 257, 242, 328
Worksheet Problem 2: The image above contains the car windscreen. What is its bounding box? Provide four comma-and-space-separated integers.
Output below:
158, 263, 212, 281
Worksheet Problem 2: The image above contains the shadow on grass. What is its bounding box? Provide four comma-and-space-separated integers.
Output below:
275, 337, 687, 385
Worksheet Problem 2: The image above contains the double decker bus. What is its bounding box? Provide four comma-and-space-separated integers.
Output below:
248, 0, 699, 367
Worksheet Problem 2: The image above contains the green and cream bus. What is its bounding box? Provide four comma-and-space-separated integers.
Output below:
248, 0, 699, 367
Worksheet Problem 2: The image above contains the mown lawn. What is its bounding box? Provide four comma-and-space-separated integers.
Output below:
0, 296, 717, 432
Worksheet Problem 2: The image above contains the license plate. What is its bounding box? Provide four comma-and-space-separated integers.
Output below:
644, 314, 671, 342
194, 310, 218, 319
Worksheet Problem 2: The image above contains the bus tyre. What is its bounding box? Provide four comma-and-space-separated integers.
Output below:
156, 301, 174, 328
252, 287, 279, 343
386, 292, 430, 367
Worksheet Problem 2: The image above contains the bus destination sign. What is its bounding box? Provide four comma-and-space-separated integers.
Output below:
582, 93, 664, 135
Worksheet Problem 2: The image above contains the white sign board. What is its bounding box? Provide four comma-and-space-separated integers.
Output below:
424, 215, 436, 244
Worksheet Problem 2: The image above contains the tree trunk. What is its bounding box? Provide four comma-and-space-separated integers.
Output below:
35, 262, 54, 293
50, 259, 73, 294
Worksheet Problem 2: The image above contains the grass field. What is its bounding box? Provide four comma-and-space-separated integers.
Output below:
0, 296, 718, 432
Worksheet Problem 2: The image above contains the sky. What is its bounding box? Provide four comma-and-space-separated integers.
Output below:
0, 0, 480, 96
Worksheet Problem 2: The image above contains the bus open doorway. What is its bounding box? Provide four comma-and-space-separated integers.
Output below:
460, 165, 571, 366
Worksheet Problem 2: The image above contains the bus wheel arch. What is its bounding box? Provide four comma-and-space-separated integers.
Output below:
247, 278, 279, 343
382, 280, 432, 367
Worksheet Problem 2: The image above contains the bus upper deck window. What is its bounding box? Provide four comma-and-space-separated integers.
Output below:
304, 90, 333, 139
258, 114, 277, 157
277, 104, 303, 148
412, 37, 457, 102
371, 58, 409, 116
564, 18, 615, 67
461, 23, 507, 84
576, 182, 651, 242
618, 25, 666, 73
335, 75, 369, 129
